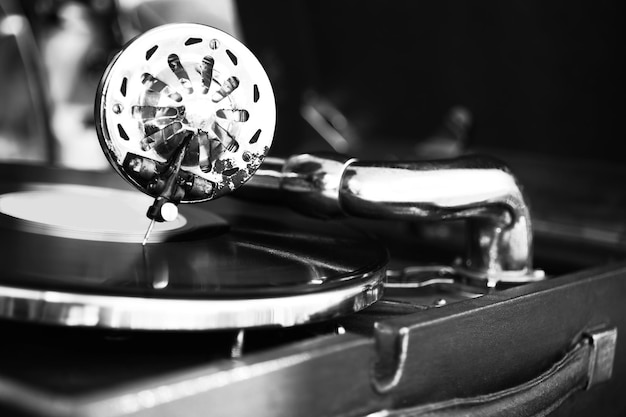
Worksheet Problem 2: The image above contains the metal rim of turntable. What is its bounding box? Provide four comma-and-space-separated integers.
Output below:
0, 272, 384, 330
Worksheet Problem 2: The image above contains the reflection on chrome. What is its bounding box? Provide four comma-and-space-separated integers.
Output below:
243, 153, 542, 284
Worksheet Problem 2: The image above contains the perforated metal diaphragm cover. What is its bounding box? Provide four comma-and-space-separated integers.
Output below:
96, 24, 276, 202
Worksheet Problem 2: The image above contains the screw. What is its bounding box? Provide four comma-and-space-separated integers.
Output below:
209, 39, 220, 50
112, 103, 123, 114
242, 151, 252, 162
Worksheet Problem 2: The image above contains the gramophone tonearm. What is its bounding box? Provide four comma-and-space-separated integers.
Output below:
96, 23, 543, 286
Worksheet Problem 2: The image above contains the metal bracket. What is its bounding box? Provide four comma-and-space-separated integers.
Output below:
584, 327, 618, 389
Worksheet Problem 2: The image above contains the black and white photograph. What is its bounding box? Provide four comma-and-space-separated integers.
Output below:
0, 1, 624, 416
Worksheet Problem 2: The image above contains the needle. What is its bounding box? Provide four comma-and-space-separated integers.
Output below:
143, 135, 190, 247
142, 218, 156, 246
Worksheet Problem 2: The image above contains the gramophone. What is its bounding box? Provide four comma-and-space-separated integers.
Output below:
0, 20, 623, 417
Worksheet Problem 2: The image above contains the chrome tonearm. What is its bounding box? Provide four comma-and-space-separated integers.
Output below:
96, 23, 542, 285
239, 154, 543, 286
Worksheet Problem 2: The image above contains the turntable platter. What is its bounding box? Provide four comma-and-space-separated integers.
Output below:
0, 165, 386, 330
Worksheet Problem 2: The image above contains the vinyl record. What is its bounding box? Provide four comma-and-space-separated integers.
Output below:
0, 164, 387, 330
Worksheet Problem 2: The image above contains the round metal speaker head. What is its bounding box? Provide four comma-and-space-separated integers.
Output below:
95, 24, 275, 202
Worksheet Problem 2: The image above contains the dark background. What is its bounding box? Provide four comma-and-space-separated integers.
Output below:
238, 0, 624, 162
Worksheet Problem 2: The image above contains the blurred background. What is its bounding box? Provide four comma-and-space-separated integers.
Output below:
0, 0, 624, 267
1, 0, 623, 165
